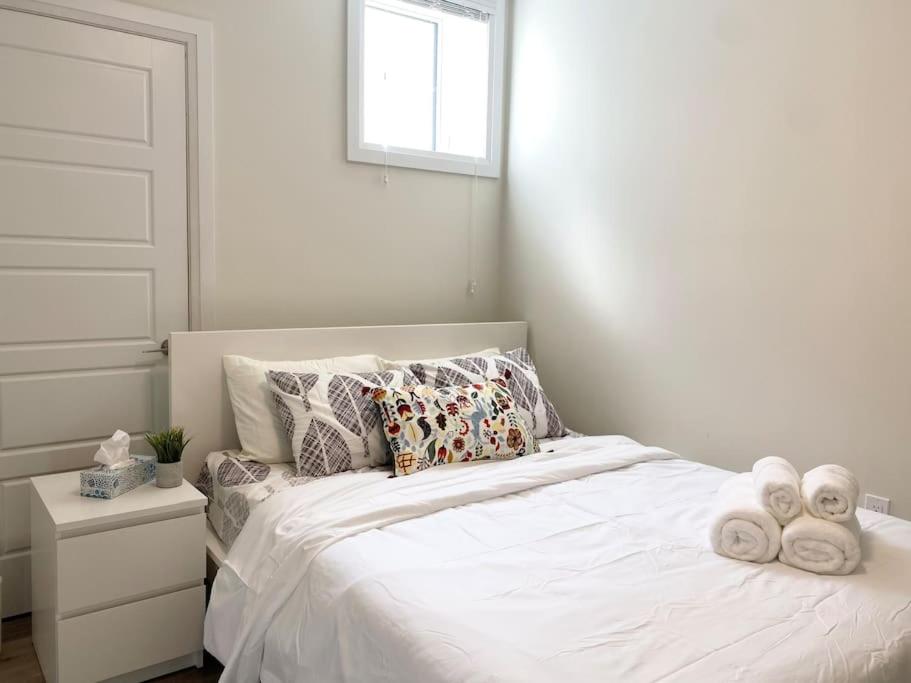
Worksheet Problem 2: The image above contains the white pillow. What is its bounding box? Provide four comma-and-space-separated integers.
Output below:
223, 353, 383, 463
382, 347, 500, 370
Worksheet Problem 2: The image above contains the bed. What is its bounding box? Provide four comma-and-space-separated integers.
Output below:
170, 323, 911, 682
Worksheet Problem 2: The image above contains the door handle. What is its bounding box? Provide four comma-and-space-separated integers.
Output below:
142, 339, 169, 357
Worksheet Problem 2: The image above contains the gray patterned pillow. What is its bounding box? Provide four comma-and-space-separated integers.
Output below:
267, 369, 417, 477
409, 347, 566, 439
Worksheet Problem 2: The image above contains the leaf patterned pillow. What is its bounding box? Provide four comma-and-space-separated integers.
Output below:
409, 347, 566, 439
267, 369, 417, 477
371, 377, 538, 477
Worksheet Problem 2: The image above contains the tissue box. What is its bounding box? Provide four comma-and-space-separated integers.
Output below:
80, 455, 157, 499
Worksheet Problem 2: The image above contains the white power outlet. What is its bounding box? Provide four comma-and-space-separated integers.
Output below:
864, 494, 891, 515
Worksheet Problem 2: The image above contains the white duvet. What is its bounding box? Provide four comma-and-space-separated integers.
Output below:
206, 436, 911, 682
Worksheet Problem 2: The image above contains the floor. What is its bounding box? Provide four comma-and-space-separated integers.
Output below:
0, 614, 224, 682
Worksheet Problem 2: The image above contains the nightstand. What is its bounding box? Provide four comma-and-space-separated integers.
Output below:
30, 472, 206, 683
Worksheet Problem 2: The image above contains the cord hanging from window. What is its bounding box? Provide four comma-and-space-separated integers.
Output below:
467, 158, 479, 295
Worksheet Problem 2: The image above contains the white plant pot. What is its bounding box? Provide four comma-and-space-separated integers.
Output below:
156, 461, 183, 488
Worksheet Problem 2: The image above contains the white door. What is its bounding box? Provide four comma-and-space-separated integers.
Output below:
0, 9, 189, 614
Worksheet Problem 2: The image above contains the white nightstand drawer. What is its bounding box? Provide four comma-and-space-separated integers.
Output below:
57, 585, 204, 683
57, 513, 205, 615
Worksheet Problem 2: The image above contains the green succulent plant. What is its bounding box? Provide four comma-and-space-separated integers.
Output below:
144, 426, 189, 464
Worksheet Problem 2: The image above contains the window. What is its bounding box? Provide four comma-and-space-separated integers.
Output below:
348, 0, 506, 177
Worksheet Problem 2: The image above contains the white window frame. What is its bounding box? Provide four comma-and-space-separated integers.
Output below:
347, 0, 506, 178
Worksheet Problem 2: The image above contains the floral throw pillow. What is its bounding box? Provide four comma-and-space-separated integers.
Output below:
409, 347, 566, 440
267, 369, 418, 477
371, 377, 538, 477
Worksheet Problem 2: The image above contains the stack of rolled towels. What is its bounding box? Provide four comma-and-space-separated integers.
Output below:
710, 456, 862, 575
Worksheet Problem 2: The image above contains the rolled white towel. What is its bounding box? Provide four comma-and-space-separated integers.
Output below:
801, 464, 859, 522
752, 456, 801, 525
710, 473, 782, 564
778, 511, 862, 575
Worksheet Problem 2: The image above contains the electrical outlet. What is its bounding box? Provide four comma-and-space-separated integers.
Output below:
864, 494, 890, 515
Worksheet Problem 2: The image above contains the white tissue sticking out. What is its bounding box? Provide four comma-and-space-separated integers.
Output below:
94, 429, 132, 469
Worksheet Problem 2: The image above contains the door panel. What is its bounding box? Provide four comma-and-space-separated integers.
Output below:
0, 158, 151, 242
0, 7, 153, 67
0, 369, 154, 449
0, 44, 150, 142
0, 550, 30, 617
0, 479, 31, 552
0, 269, 153, 344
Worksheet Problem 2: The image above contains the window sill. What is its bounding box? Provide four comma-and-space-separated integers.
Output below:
347, 144, 501, 178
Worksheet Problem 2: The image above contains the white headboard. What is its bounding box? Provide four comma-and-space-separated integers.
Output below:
170, 321, 528, 482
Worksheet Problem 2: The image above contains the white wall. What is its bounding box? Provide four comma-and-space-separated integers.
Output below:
125, 0, 502, 329
503, 0, 911, 517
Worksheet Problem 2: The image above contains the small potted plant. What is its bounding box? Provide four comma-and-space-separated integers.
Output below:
145, 427, 189, 488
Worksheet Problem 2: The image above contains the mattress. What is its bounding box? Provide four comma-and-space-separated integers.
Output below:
197, 432, 585, 548
206, 435, 911, 682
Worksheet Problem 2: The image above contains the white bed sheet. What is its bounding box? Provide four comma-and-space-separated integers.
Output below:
207, 436, 911, 682
200, 434, 584, 547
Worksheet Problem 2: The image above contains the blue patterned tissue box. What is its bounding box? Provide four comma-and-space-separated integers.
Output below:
80, 455, 157, 499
